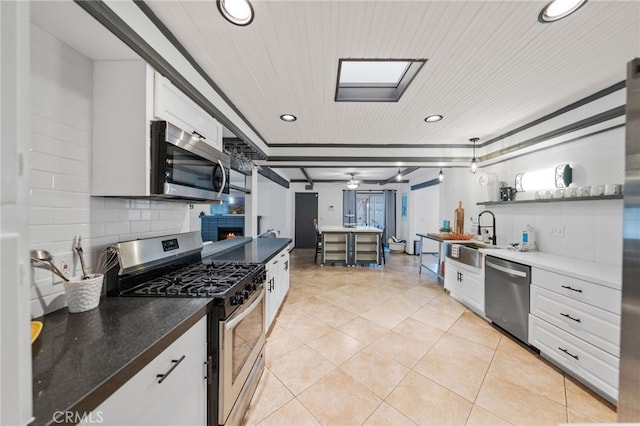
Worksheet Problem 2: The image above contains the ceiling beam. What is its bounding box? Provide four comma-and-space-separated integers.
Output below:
300, 168, 313, 185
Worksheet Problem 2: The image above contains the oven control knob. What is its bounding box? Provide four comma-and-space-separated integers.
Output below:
230, 293, 244, 305
245, 283, 256, 292
242, 290, 250, 299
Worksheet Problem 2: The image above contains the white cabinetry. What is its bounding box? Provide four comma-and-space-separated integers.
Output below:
266, 246, 290, 330
84, 316, 208, 425
154, 74, 222, 150
444, 258, 485, 316
92, 60, 222, 197
528, 267, 621, 402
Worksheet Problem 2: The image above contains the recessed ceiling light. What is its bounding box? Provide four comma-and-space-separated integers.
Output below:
217, 0, 254, 26
280, 114, 297, 122
538, 0, 588, 23
424, 115, 443, 123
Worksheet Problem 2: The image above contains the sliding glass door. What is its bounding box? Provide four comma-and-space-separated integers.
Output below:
356, 192, 385, 227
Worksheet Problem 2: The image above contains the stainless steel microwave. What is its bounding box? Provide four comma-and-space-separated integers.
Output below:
150, 120, 229, 203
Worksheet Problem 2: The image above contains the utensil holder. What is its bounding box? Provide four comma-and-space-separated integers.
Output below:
63, 273, 103, 313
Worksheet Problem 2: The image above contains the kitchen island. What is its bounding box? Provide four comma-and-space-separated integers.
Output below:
320, 226, 382, 266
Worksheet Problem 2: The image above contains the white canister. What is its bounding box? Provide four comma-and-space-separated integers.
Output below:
604, 184, 622, 195
523, 224, 536, 250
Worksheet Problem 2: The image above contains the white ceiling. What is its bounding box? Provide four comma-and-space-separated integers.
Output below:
31, 1, 640, 184
144, 0, 639, 182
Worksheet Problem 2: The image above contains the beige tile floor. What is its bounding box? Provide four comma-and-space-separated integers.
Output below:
244, 249, 617, 426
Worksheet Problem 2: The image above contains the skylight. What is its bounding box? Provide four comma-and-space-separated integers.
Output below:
339, 61, 410, 85
335, 59, 426, 102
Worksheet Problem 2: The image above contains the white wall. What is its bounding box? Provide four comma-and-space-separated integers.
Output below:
409, 124, 624, 267
257, 174, 291, 237
29, 25, 190, 317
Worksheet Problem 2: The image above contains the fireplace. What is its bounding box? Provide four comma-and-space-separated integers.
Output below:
217, 227, 244, 241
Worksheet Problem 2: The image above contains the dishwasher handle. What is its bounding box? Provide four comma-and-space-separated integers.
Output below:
486, 260, 528, 278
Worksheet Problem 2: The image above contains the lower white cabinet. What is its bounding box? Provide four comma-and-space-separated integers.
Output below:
529, 315, 619, 402
83, 317, 208, 426
444, 258, 485, 316
266, 246, 290, 330
528, 266, 621, 403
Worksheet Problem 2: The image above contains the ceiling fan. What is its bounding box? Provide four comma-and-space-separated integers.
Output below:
346, 173, 360, 189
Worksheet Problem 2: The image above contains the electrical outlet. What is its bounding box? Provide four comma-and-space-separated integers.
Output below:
551, 225, 565, 238
59, 255, 71, 277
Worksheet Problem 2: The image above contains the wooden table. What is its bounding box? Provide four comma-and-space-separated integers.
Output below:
320, 226, 383, 266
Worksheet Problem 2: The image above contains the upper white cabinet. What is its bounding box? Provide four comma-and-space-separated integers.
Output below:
154, 74, 222, 150
91, 61, 223, 197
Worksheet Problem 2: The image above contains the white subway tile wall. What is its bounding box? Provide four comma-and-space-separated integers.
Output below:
29, 25, 189, 318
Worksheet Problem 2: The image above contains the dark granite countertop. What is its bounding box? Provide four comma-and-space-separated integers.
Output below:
31, 297, 211, 426
203, 237, 292, 263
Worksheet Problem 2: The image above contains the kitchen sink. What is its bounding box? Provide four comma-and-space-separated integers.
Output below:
445, 242, 484, 268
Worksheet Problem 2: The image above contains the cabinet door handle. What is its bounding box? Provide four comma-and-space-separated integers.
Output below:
561, 285, 583, 293
558, 347, 579, 360
560, 312, 581, 323
205, 356, 213, 385
191, 130, 206, 140
157, 355, 186, 383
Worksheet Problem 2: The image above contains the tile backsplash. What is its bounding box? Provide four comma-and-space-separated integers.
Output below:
30, 24, 189, 317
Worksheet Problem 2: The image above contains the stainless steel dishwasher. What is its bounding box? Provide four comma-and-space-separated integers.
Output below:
485, 255, 531, 343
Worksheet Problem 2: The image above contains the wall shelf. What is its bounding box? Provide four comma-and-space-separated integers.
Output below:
477, 194, 623, 206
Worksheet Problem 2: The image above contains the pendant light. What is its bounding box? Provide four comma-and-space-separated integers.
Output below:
438, 168, 444, 182
396, 169, 402, 181
470, 137, 479, 174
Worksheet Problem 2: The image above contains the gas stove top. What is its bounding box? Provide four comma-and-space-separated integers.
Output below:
121, 261, 264, 298
105, 233, 266, 312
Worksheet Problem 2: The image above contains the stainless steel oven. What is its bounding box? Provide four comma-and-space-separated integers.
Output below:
218, 285, 266, 426
150, 120, 229, 202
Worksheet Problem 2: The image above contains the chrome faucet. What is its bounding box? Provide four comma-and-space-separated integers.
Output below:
478, 210, 497, 245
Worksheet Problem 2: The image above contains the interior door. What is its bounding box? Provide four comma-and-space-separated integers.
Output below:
294, 193, 318, 248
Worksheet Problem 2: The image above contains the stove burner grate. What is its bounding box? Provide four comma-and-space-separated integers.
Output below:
120, 261, 263, 298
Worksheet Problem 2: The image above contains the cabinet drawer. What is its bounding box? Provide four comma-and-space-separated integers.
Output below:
531, 285, 620, 356
529, 315, 618, 402
89, 317, 207, 425
532, 268, 621, 314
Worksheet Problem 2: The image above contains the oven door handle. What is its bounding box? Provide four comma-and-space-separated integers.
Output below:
217, 159, 227, 200
225, 291, 264, 331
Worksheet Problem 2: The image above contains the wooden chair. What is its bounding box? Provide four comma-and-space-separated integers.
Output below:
313, 221, 323, 264
379, 226, 386, 265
